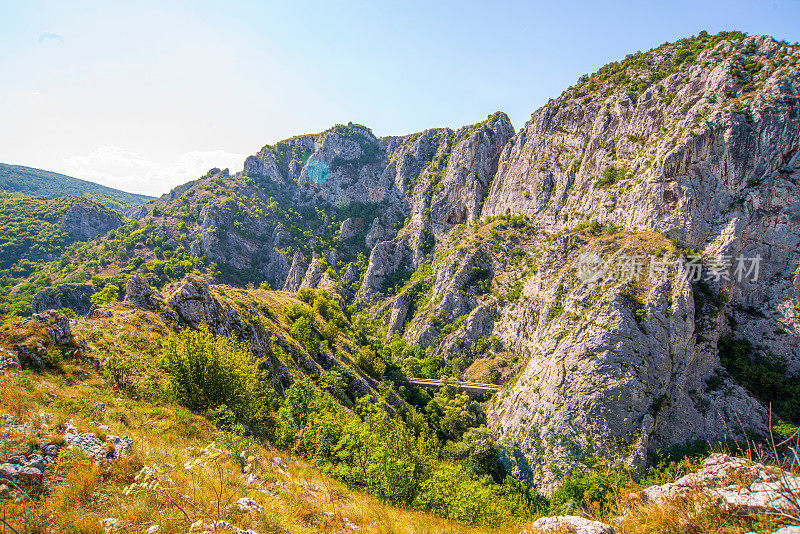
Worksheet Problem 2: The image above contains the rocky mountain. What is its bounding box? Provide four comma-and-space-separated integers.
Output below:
478, 32, 800, 491
8, 30, 800, 497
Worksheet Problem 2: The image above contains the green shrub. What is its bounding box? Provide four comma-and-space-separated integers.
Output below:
414, 462, 504, 524
297, 286, 315, 303
718, 334, 800, 423
285, 302, 315, 324
162, 326, 272, 433
355, 346, 386, 378
596, 168, 619, 188
549, 467, 628, 516
91, 283, 119, 305
506, 280, 523, 302
313, 292, 331, 319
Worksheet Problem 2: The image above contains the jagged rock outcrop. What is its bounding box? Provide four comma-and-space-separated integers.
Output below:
341, 263, 358, 285
460, 34, 800, 492
356, 240, 413, 302
365, 218, 388, 249
339, 218, 361, 240
32, 284, 97, 315
430, 114, 514, 232
300, 254, 328, 289
354, 113, 514, 301
124, 274, 162, 310
10, 310, 80, 369
487, 235, 769, 492
163, 275, 291, 385
284, 252, 308, 291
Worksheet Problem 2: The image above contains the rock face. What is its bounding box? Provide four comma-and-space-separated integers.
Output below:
283, 252, 308, 291
124, 274, 165, 311
141, 115, 513, 296
32, 284, 97, 315
300, 254, 328, 289
59, 198, 124, 240
468, 34, 800, 492
430, 114, 514, 232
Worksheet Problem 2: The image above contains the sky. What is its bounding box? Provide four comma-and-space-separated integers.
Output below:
1, 1, 799, 196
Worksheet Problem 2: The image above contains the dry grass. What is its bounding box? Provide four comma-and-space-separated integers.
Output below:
617, 489, 780, 534
0, 360, 532, 534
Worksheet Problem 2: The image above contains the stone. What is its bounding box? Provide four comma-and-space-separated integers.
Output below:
0, 349, 20, 371
235, 497, 264, 513
124, 274, 160, 309
531, 515, 615, 534
643, 454, 800, 516
101, 518, 120, 534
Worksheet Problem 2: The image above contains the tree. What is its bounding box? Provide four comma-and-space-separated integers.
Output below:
162, 326, 272, 433
91, 283, 119, 305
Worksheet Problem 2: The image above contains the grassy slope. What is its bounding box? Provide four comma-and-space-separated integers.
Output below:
0, 284, 524, 533
0, 164, 153, 211
1, 364, 516, 534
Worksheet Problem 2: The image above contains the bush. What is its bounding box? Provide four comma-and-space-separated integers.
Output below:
285, 302, 315, 324
313, 292, 331, 319
162, 326, 272, 433
718, 334, 800, 423
297, 286, 315, 304
549, 467, 628, 516
414, 462, 505, 525
354, 346, 386, 378
91, 283, 119, 305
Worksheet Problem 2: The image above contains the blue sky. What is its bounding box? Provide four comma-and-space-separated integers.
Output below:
1, 0, 798, 195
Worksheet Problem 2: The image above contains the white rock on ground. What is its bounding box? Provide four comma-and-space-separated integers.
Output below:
643, 453, 800, 516
531, 515, 615, 534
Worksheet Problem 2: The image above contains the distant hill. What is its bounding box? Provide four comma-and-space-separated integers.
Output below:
0, 163, 154, 211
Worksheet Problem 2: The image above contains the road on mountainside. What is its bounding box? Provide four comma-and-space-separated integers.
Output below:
407, 378, 499, 397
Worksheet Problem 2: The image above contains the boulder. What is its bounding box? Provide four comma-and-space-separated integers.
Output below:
124, 274, 161, 309
531, 515, 615, 534
642, 454, 800, 516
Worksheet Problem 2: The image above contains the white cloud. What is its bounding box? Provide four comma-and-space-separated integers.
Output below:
38, 32, 64, 44
62, 146, 245, 196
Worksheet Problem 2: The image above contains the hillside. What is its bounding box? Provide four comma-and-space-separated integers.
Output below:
3, 30, 800, 533
0, 193, 124, 316
0, 163, 154, 211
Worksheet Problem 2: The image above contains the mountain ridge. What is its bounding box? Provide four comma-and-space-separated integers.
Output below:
0, 163, 154, 211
